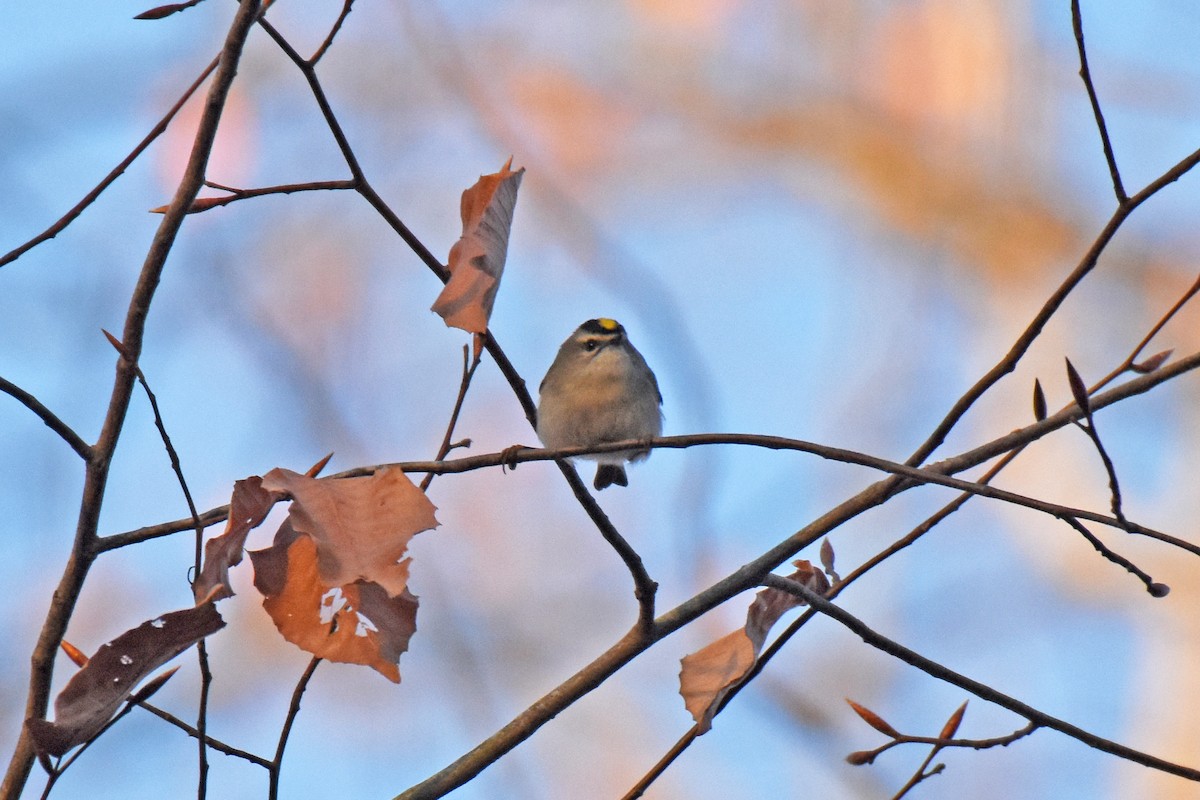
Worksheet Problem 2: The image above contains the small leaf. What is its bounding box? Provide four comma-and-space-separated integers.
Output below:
1065, 358, 1090, 413
1131, 349, 1172, 374
845, 699, 901, 739
60, 641, 88, 668
938, 700, 968, 740
1032, 379, 1047, 422
845, 750, 874, 766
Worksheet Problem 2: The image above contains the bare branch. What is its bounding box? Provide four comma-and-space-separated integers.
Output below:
762, 575, 1200, 781
1071, 0, 1127, 203
0, 376, 91, 460
0, 56, 219, 269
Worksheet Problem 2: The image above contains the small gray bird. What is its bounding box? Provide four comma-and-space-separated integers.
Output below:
536, 318, 663, 490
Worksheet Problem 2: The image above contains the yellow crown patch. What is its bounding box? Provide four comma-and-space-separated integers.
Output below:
597, 318, 620, 331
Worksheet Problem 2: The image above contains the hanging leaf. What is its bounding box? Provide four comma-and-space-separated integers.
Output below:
249, 533, 418, 682
27, 603, 224, 757
431, 158, 525, 334
679, 561, 828, 733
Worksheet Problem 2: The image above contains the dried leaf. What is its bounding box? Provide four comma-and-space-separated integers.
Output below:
431, 158, 525, 333
846, 699, 901, 739
1065, 358, 1090, 413
260, 466, 437, 597
194, 476, 281, 602
679, 561, 826, 733
1131, 349, 1172, 374
249, 534, 418, 682
1032, 378, 1047, 422
26, 603, 225, 757
939, 700, 968, 740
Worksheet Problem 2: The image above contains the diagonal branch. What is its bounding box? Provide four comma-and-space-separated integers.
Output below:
0, 56, 220, 269
0, 376, 91, 460
762, 575, 1200, 780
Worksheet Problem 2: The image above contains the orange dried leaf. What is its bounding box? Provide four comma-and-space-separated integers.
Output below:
431, 158, 525, 334
846, 699, 901, 739
679, 560, 826, 732
939, 700, 968, 740
260, 466, 437, 597
679, 630, 756, 734
249, 534, 417, 682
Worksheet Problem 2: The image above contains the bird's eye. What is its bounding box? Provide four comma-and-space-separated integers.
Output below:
584, 340, 598, 351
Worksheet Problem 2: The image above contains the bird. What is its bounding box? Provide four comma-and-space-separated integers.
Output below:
536, 318, 663, 490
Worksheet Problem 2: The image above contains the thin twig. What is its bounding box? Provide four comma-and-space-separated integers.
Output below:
268, 657, 321, 800
762, 575, 1200, 780
99, 348, 1200, 556
905, 137, 1200, 468
134, 702, 271, 769
420, 346, 481, 493
856, 721, 1040, 767
0, 376, 91, 460
627, 276, 1200, 796
309, 0, 354, 64
109, 334, 215, 796
1061, 516, 1165, 595
169, 179, 356, 214
0, 56, 220, 269
1071, 0, 1127, 203
255, 11, 659, 628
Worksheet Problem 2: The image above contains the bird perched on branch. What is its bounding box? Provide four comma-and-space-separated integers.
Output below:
536, 318, 662, 490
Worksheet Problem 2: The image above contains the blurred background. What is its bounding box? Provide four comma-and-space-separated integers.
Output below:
4, 1, 1200, 798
